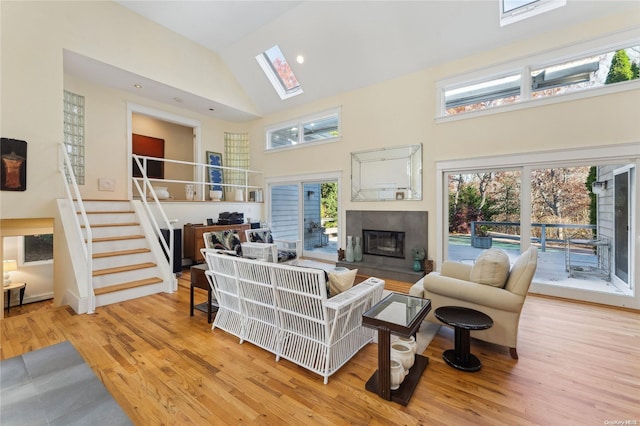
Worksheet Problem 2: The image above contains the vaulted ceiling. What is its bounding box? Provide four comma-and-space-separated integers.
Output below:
66, 1, 640, 121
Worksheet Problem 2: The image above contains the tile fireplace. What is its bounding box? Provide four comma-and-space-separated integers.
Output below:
337, 210, 428, 283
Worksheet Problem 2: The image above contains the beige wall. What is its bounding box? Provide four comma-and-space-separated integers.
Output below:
248, 8, 640, 256
1, 0, 255, 219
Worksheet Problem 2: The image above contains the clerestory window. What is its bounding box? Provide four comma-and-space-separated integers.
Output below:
266, 107, 341, 151
438, 40, 640, 119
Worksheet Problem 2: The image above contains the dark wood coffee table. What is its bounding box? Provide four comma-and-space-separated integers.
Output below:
362, 292, 431, 406
434, 306, 493, 372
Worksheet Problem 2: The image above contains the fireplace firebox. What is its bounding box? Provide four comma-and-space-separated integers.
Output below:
363, 230, 405, 259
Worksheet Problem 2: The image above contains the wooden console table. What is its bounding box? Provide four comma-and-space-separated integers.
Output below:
183, 223, 249, 263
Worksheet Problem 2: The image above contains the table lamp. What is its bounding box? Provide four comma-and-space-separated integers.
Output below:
3, 259, 17, 286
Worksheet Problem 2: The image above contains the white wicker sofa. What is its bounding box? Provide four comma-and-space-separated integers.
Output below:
202, 249, 385, 384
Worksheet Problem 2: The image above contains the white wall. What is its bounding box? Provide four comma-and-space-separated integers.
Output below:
2, 236, 53, 305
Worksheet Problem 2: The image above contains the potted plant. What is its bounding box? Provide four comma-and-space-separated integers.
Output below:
471, 225, 493, 249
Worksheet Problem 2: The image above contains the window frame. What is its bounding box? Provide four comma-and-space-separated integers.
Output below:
265, 107, 342, 152
500, 0, 566, 27
436, 31, 640, 122
255, 45, 303, 100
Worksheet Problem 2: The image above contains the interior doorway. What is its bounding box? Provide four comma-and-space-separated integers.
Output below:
127, 104, 201, 201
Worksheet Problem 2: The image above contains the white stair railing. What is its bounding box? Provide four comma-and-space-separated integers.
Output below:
132, 155, 175, 275
59, 143, 95, 313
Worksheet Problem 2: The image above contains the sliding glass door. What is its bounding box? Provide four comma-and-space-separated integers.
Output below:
268, 173, 340, 261
444, 160, 636, 301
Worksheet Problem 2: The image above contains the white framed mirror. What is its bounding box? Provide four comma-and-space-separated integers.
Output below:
351, 144, 422, 201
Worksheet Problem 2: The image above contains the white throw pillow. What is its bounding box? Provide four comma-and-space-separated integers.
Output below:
470, 249, 510, 288
328, 269, 358, 296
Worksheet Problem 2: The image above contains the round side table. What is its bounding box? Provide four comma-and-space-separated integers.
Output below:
4, 282, 26, 313
435, 306, 493, 372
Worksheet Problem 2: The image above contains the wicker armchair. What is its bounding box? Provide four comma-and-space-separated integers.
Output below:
244, 228, 300, 263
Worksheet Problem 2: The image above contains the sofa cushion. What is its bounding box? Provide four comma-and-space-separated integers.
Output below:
470, 249, 510, 288
277, 250, 297, 263
328, 269, 358, 296
248, 230, 274, 244
208, 230, 243, 256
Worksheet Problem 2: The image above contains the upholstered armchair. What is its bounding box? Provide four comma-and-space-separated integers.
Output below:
409, 247, 538, 359
243, 228, 300, 263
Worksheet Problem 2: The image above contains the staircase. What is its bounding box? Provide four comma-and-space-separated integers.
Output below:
79, 200, 170, 309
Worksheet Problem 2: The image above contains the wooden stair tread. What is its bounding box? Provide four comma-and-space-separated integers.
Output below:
81, 222, 139, 228
89, 235, 145, 243
93, 248, 151, 259
93, 262, 157, 276
94, 277, 164, 295
78, 211, 135, 215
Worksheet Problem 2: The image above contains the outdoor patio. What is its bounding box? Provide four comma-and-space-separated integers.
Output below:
306, 234, 620, 295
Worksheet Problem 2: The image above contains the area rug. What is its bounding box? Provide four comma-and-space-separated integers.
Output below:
372, 290, 441, 354
0, 341, 132, 425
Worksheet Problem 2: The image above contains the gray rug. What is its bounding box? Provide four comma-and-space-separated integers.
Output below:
0, 341, 131, 426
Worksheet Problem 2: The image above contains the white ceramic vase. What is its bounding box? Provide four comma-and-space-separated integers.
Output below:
390, 359, 405, 391
397, 336, 417, 356
391, 341, 415, 374
154, 187, 170, 199
346, 236, 354, 262
210, 190, 223, 201
185, 184, 195, 200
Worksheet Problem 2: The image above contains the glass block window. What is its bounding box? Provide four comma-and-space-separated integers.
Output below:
224, 132, 250, 189
63, 90, 85, 185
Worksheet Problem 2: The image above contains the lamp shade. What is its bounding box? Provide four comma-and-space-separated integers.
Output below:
3, 259, 17, 286
3, 259, 17, 272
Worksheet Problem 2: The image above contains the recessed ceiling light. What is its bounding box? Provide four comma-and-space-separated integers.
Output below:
296, 55, 305, 64
134, 84, 142, 89
173, 97, 183, 103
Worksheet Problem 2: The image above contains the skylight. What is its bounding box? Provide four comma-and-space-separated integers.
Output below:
256, 45, 303, 100
500, 0, 566, 26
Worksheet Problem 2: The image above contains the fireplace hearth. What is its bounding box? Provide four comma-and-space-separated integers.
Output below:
337, 210, 428, 283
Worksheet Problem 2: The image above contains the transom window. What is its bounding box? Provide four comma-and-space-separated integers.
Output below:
256, 45, 303, 100
266, 107, 341, 150
439, 40, 640, 119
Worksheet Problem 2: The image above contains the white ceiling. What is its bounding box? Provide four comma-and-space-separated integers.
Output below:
66, 1, 640, 121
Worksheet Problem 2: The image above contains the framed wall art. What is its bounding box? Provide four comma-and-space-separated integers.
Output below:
206, 151, 224, 199
1, 137, 27, 191
132, 134, 164, 179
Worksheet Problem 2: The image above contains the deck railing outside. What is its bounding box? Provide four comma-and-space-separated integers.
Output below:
470, 221, 596, 252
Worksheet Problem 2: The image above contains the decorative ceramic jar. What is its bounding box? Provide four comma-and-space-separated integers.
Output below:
185, 184, 195, 200
397, 336, 417, 356
210, 190, 223, 201
354, 236, 363, 262
154, 187, 170, 200
391, 341, 414, 374
346, 236, 354, 262
390, 359, 405, 391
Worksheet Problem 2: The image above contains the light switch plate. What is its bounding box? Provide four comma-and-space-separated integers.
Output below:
98, 178, 115, 191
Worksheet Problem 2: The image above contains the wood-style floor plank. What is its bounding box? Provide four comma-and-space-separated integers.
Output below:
1, 273, 638, 425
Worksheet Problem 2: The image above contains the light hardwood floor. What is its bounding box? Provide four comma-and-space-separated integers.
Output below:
1, 273, 638, 425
